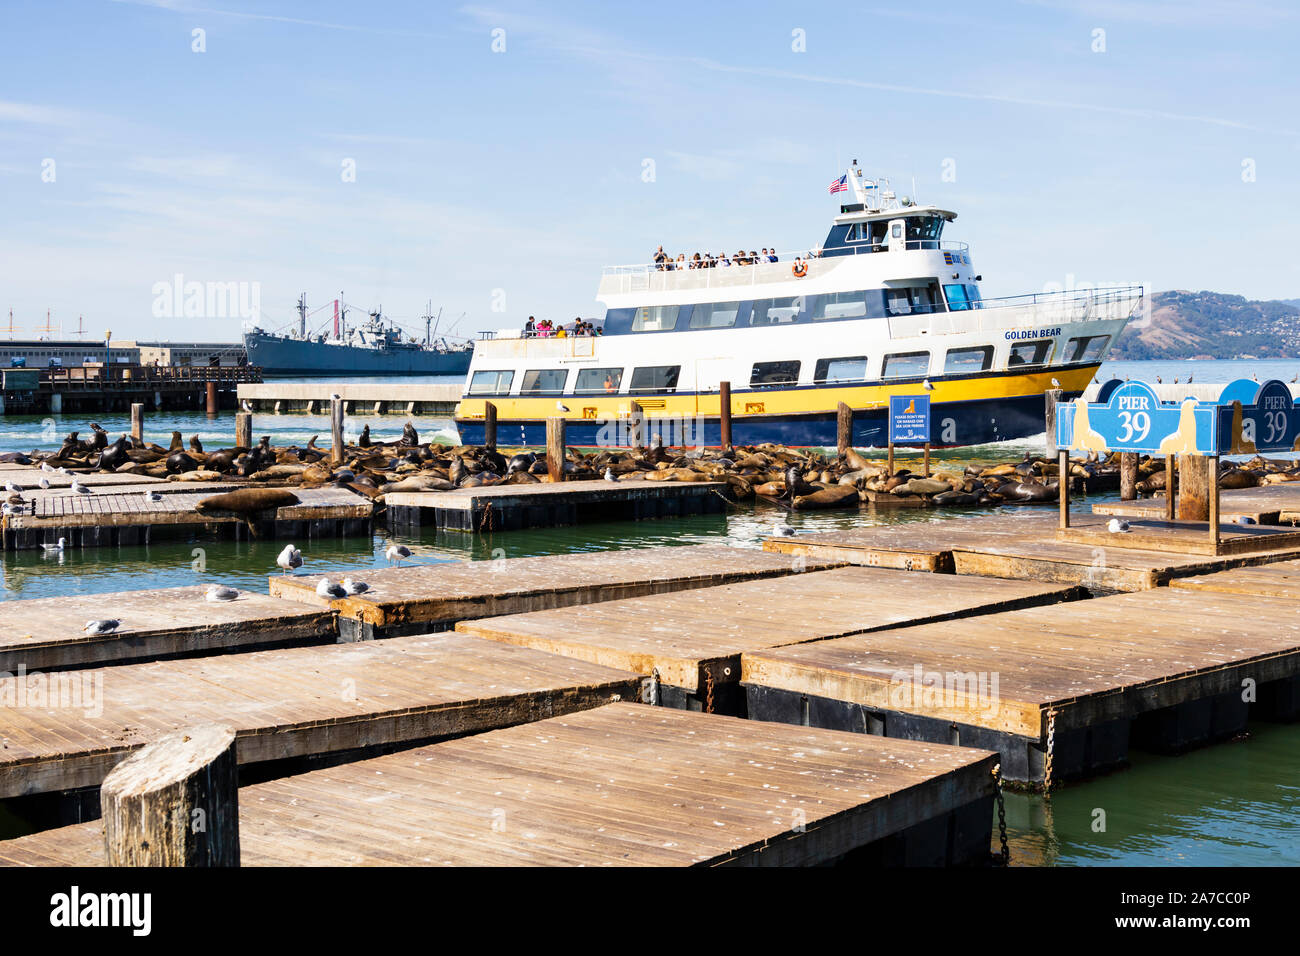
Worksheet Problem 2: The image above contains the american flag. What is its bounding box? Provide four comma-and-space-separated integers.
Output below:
828, 174, 848, 194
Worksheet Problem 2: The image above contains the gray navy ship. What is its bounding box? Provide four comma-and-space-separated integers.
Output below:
243, 295, 473, 376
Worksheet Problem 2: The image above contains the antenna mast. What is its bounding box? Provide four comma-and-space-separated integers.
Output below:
4, 309, 16, 339
297, 293, 308, 338
339, 292, 347, 340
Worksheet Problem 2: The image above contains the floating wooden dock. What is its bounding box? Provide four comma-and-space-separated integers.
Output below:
458, 567, 1085, 714
0, 703, 1000, 867
0, 469, 168, 489
2, 485, 373, 550
763, 513, 1300, 590
1171, 558, 1300, 598
386, 479, 729, 533
1095, 483, 1300, 525
0, 586, 336, 672
1058, 513, 1300, 556
271, 544, 841, 640
742, 588, 1300, 787
0, 633, 640, 800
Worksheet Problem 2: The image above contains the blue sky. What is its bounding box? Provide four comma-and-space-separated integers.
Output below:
1, 0, 1297, 342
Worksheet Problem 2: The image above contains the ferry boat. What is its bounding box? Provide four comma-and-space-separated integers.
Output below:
455, 165, 1143, 448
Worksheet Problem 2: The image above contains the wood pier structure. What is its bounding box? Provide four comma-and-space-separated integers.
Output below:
0, 704, 1000, 867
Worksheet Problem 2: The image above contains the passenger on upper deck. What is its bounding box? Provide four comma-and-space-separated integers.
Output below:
653, 246, 668, 270
523, 316, 536, 336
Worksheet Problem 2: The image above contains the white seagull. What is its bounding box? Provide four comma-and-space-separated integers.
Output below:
555, 401, 570, 413
603, 467, 617, 482
83, 619, 121, 635
342, 577, 370, 595
276, 543, 303, 575
1051, 377, 1061, 389
4, 481, 19, 493
1107, 518, 1131, 533
71, 480, 91, 495
316, 578, 346, 599
39, 477, 50, 489
40, 537, 66, 552
922, 379, 934, 391
40, 462, 55, 473
385, 544, 412, 566
144, 490, 163, 502
205, 584, 240, 602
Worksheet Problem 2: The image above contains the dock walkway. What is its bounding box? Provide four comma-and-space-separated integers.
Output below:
271, 544, 842, 640
0, 633, 640, 799
458, 566, 1084, 713
1095, 482, 1300, 525
0, 586, 335, 671
386, 478, 728, 532
0, 704, 999, 867
742, 588, 1300, 786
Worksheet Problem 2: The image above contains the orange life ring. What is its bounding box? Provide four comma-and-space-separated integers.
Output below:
791, 261, 808, 278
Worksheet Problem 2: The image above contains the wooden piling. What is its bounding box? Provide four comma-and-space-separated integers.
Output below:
1044, 388, 1062, 458
628, 400, 644, 449
101, 724, 239, 867
1165, 456, 1176, 521
546, 417, 566, 483
205, 381, 218, 416
330, 395, 344, 466
923, 443, 931, 478
484, 401, 497, 451
1178, 454, 1211, 522
1120, 452, 1138, 501
719, 382, 732, 450
130, 402, 144, 443
1208, 455, 1221, 551
836, 402, 853, 458
887, 442, 895, 475
1058, 449, 1070, 529
235, 411, 252, 450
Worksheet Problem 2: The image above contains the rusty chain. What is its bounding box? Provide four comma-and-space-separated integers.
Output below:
992, 762, 1010, 866
1043, 708, 1058, 795
704, 664, 715, 714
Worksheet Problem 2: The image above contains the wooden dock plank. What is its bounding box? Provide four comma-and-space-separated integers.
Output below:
0, 633, 641, 799
1170, 558, 1300, 598
1057, 513, 1300, 556
764, 513, 1300, 590
0, 703, 999, 867
270, 544, 844, 639
1095, 483, 1300, 525
457, 566, 1084, 693
742, 588, 1300, 740
0, 586, 337, 671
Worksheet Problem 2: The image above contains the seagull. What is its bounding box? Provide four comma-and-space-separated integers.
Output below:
144, 490, 163, 502
1187, 373, 1193, 383
40, 537, 66, 552
1107, 518, 1131, 533
205, 584, 240, 602
40, 462, 54, 473
1235, 515, 1257, 525
385, 543, 412, 566
922, 379, 934, 391
71, 480, 91, 495
603, 467, 617, 482
83, 619, 121, 635
1050, 377, 1061, 389
342, 577, 370, 595
773, 513, 796, 536
555, 402, 570, 413
56, 466, 69, 475
240, 399, 253, 412
276, 543, 303, 575
316, 577, 346, 599
39, 477, 50, 489
3, 481, 19, 493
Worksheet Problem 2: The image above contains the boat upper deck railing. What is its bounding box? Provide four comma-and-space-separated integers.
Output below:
889, 285, 1144, 338
599, 241, 971, 297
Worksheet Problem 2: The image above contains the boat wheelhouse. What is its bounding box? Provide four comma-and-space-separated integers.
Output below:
455, 166, 1142, 448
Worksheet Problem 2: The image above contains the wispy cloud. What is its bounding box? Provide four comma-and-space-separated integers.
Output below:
109, 0, 447, 39
0, 101, 83, 126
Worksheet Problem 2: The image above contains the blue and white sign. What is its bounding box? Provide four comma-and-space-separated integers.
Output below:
1055, 380, 1218, 455
1219, 379, 1300, 454
889, 394, 931, 444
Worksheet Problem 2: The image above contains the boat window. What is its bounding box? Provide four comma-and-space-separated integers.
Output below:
1064, 335, 1109, 363
468, 369, 514, 395
751, 296, 803, 326
1008, 340, 1053, 367
944, 346, 993, 375
631, 305, 679, 332
943, 284, 970, 311
882, 351, 930, 379
629, 365, 681, 393
575, 367, 623, 393
905, 216, 945, 244
811, 291, 885, 321
520, 369, 568, 395
601, 308, 635, 334
886, 283, 944, 316
688, 301, 743, 329
814, 356, 868, 383
750, 360, 801, 388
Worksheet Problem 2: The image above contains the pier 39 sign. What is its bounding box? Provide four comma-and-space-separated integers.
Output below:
1056, 378, 1300, 456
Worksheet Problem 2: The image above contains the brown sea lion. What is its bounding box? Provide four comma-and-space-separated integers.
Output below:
196, 488, 299, 514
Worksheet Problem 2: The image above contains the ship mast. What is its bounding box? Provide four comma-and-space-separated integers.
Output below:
4, 309, 17, 339
339, 292, 347, 340
297, 293, 308, 339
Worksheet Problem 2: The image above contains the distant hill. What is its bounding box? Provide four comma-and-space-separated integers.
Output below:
1107, 291, 1300, 360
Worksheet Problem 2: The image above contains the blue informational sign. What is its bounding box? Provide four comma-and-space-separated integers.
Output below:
889, 394, 931, 444
1055, 380, 1218, 455
1219, 379, 1300, 454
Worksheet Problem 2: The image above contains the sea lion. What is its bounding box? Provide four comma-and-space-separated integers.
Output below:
401, 422, 418, 447
359, 425, 371, 448
89, 424, 109, 451
204, 447, 244, 473
97, 435, 131, 471
166, 451, 199, 473
792, 485, 859, 510
784, 465, 816, 498
167, 432, 183, 452
507, 452, 537, 474
195, 488, 299, 514
189, 435, 204, 454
